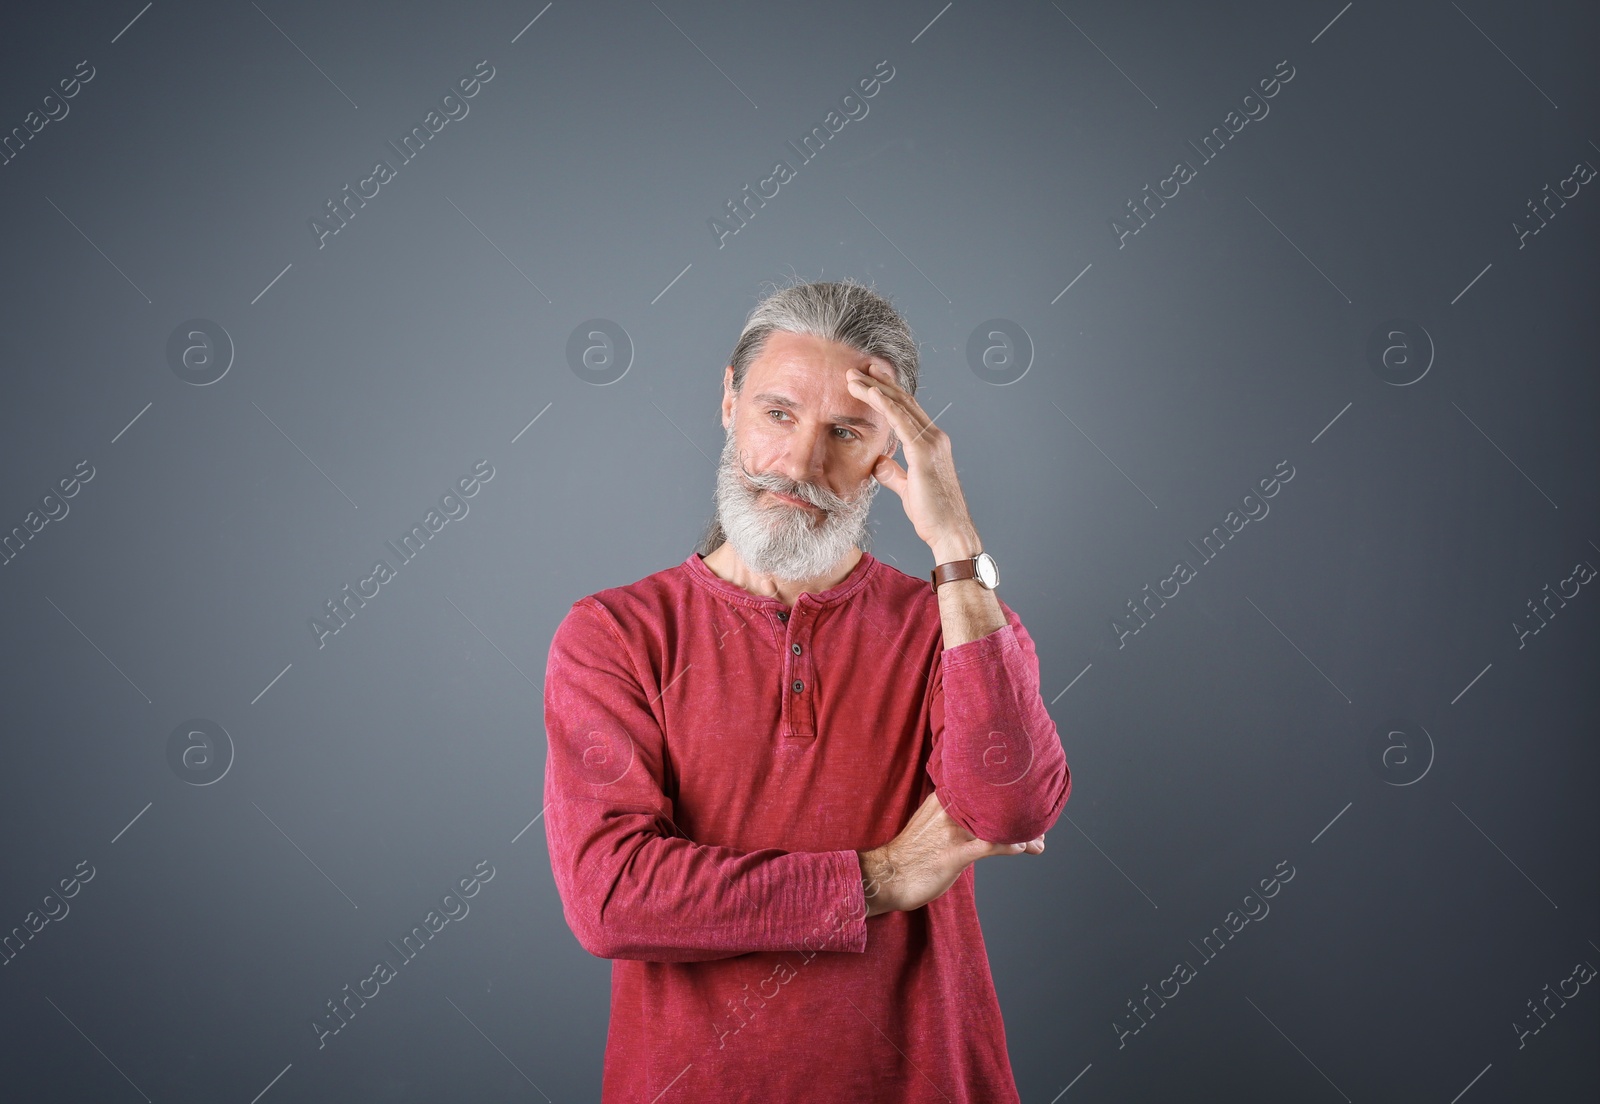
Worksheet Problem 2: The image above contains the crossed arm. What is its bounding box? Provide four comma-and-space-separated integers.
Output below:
541, 597, 1070, 962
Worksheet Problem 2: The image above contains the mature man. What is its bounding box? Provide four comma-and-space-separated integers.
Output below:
543, 279, 1070, 1102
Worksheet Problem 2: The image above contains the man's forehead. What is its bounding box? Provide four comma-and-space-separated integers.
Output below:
753, 330, 880, 370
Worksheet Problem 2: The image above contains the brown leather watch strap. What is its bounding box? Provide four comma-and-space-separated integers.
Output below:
930, 558, 978, 589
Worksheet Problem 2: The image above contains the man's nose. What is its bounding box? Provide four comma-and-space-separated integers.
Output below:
776, 423, 833, 489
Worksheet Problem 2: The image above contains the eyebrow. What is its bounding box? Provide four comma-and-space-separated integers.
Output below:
753, 392, 880, 431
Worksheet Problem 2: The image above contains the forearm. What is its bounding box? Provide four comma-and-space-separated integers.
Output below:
548, 803, 869, 961
932, 534, 1008, 649
934, 613, 1072, 845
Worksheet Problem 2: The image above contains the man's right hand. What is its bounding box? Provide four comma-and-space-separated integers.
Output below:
857, 790, 1045, 918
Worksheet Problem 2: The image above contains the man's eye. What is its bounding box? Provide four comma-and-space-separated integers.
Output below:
766, 410, 856, 440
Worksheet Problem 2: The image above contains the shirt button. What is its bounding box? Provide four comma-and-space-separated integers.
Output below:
792, 679, 804, 693
777, 610, 789, 622
791, 643, 802, 655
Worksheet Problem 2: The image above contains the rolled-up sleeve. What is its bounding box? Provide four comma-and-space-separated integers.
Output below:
543, 598, 868, 962
926, 599, 1071, 845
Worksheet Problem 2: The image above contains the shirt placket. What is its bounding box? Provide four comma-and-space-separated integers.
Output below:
778, 604, 815, 741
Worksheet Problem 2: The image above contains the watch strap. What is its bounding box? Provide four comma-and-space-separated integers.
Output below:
930, 557, 979, 589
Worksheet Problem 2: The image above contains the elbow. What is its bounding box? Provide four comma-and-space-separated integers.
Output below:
556, 879, 624, 959
566, 900, 634, 960
575, 926, 623, 960
977, 761, 1072, 844
568, 914, 612, 959
552, 829, 677, 960
566, 891, 664, 960
574, 919, 679, 961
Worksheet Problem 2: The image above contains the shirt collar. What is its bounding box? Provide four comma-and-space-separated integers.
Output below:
683, 547, 879, 610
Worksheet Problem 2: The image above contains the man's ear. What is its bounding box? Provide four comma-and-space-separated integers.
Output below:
721, 365, 736, 429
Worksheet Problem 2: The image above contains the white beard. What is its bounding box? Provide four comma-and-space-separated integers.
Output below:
713, 411, 880, 582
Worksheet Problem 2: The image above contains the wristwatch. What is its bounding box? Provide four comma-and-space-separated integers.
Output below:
931, 551, 999, 591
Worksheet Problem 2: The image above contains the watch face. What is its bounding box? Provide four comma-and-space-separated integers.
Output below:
975, 552, 999, 588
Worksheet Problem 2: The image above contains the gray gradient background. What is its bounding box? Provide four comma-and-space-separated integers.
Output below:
1, 1, 1596, 1101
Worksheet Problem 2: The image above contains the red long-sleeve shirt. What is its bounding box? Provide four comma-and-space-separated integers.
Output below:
542, 548, 1070, 1102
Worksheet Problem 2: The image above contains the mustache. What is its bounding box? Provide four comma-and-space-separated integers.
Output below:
734, 455, 854, 510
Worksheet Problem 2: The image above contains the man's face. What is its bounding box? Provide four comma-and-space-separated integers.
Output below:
714, 330, 896, 581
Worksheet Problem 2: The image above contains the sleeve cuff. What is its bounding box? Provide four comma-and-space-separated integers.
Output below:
820, 849, 869, 953
940, 620, 1018, 670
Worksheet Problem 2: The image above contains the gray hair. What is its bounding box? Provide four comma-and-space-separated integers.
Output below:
697, 278, 919, 556
726, 277, 920, 401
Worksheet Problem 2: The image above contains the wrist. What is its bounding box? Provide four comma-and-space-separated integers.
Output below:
930, 532, 981, 565
857, 848, 897, 918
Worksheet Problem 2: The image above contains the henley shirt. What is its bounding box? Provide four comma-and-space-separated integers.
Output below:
542, 547, 1071, 1103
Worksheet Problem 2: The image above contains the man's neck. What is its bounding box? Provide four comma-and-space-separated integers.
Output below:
702, 542, 862, 606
